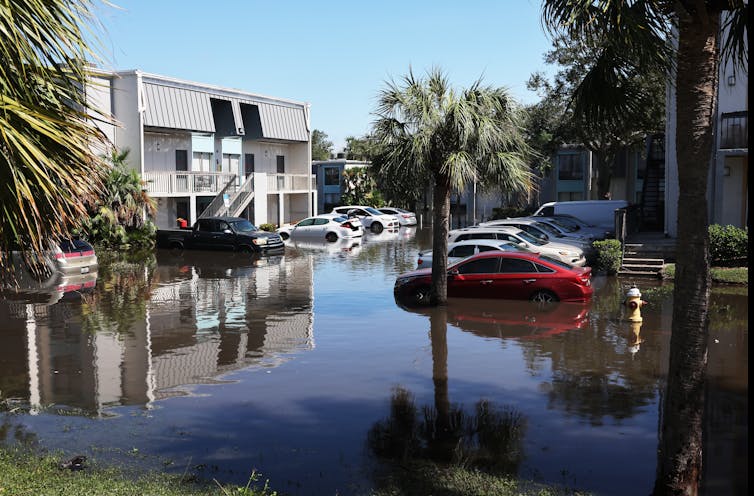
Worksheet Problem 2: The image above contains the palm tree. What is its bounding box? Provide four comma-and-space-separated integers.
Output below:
0, 0, 109, 282
372, 68, 533, 305
83, 148, 157, 248
540, 2, 747, 494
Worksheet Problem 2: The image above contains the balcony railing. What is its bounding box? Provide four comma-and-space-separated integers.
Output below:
267, 174, 316, 193
143, 171, 316, 196
142, 171, 237, 195
720, 111, 748, 150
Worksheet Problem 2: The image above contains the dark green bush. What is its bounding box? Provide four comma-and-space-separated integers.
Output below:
709, 224, 748, 267
592, 239, 622, 274
258, 223, 277, 232
489, 206, 534, 220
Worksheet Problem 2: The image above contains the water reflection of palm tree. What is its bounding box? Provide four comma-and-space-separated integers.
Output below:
368, 306, 526, 488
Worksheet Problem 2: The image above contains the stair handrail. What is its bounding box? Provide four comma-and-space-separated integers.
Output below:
228, 177, 255, 217
198, 174, 239, 218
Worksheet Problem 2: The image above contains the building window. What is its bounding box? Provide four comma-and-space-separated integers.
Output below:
558, 154, 583, 180
176, 150, 188, 171
276, 155, 285, 174
324, 167, 340, 186
223, 153, 240, 175
557, 191, 584, 201
192, 152, 212, 172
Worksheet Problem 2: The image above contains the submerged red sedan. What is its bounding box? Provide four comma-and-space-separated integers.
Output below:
394, 251, 593, 306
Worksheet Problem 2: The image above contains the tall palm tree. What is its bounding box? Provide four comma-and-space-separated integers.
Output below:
372, 68, 533, 305
0, 0, 109, 281
541, 2, 747, 494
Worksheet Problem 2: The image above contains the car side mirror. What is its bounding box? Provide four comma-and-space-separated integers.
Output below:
448, 269, 459, 277
223, 229, 232, 234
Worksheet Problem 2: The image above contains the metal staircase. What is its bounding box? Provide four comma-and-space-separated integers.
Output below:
639, 134, 665, 231
197, 174, 255, 219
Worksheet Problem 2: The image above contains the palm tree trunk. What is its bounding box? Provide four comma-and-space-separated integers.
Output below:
430, 176, 451, 305
653, 11, 718, 496
429, 306, 451, 460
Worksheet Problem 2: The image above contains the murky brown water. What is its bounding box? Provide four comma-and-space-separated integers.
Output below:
0, 227, 747, 495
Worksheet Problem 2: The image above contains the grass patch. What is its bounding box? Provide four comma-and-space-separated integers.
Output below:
661, 264, 748, 285
370, 461, 589, 496
0, 447, 276, 496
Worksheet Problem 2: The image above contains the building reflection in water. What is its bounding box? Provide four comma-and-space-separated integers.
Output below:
0, 250, 316, 415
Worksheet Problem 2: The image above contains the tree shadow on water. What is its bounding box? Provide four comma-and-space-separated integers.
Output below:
366, 307, 528, 495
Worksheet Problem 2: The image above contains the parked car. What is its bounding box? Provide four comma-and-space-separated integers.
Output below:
3, 238, 99, 299
378, 207, 417, 226
331, 206, 400, 233
156, 217, 284, 253
394, 251, 593, 306
416, 239, 530, 268
448, 226, 586, 266
532, 200, 628, 233
540, 214, 611, 240
277, 214, 364, 242
478, 218, 592, 250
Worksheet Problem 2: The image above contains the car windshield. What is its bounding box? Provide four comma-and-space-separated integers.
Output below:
516, 230, 546, 246
539, 254, 575, 269
333, 216, 348, 222
547, 217, 579, 232
500, 242, 527, 252
230, 220, 259, 233
365, 207, 383, 215
533, 221, 562, 237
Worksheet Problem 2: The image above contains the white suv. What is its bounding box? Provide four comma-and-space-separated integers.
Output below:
448, 226, 586, 266
331, 206, 400, 233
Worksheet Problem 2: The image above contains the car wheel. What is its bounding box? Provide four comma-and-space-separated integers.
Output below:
279, 232, 289, 240
371, 222, 384, 234
169, 242, 184, 253
529, 290, 559, 303
325, 232, 338, 242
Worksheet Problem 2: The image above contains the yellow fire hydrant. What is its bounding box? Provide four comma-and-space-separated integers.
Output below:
623, 286, 647, 323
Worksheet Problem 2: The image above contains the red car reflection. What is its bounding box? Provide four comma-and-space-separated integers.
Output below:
394, 251, 593, 306
398, 297, 591, 340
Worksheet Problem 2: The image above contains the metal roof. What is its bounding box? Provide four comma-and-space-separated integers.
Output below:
143, 83, 216, 132
141, 77, 309, 141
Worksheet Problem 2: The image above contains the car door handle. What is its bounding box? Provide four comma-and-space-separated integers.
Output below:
480, 280, 494, 285
522, 279, 536, 284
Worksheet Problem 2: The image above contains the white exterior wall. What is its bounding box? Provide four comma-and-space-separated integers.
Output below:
111, 72, 144, 173
86, 74, 116, 152
143, 132, 191, 172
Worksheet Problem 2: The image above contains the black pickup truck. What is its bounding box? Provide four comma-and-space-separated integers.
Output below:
156, 217, 284, 254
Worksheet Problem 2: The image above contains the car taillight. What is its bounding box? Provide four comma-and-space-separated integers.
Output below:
417, 259, 423, 265
579, 276, 591, 286
341, 222, 353, 229
402, 214, 411, 218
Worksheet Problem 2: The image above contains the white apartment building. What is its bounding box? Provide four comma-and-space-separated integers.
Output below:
665, 16, 748, 236
88, 70, 316, 229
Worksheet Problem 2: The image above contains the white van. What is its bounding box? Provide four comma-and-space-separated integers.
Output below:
533, 200, 628, 231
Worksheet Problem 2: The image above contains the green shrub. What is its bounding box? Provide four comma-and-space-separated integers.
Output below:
258, 223, 277, 232
592, 239, 622, 274
489, 206, 533, 220
708, 224, 748, 267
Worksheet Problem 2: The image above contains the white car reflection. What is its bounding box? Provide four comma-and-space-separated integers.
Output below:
285, 237, 362, 256
0, 271, 97, 305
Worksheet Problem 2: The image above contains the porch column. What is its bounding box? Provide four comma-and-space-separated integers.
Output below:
189, 196, 197, 225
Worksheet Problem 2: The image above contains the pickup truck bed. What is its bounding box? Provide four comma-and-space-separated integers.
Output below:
156, 217, 284, 254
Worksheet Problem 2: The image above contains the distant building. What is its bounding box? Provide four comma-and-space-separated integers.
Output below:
311, 158, 370, 214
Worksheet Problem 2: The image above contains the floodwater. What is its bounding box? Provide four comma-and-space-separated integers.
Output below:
0, 227, 747, 496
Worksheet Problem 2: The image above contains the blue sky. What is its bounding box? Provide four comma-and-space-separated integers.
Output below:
94, 0, 554, 151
